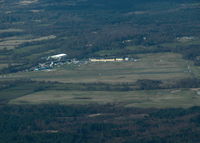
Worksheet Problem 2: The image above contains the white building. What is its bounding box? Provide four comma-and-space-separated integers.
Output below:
48, 53, 67, 60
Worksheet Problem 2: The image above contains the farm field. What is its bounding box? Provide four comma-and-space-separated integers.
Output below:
9, 88, 200, 108
1, 53, 197, 83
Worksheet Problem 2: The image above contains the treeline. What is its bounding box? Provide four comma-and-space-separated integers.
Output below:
179, 45, 200, 65
1, 78, 200, 95
0, 104, 200, 143
136, 78, 200, 90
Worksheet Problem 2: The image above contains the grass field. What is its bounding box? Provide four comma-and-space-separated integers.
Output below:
2, 53, 196, 83
9, 88, 200, 108
0, 64, 8, 70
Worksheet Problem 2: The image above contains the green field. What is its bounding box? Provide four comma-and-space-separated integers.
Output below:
1, 52, 200, 108
2, 53, 196, 83
9, 88, 200, 108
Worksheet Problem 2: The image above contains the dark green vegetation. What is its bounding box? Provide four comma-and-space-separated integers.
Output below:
1, 0, 200, 142
1, 104, 200, 143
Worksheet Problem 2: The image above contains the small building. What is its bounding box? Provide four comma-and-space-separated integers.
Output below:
125, 57, 129, 61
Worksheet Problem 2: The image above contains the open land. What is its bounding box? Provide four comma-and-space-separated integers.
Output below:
1, 53, 196, 83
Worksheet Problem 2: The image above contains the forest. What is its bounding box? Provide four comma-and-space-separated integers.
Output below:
0, 104, 200, 143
